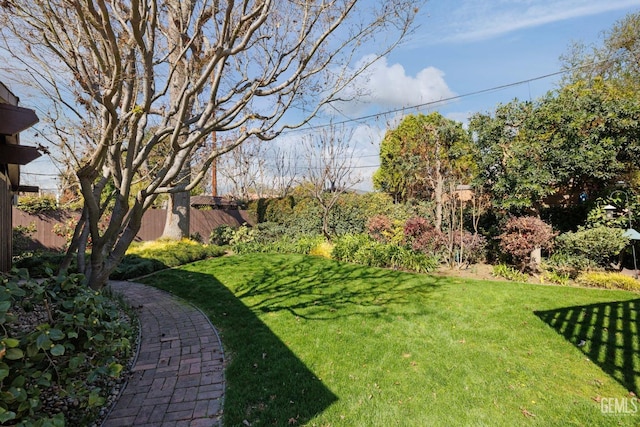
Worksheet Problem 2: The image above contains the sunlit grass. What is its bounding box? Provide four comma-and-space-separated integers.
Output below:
142, 254, 640, 426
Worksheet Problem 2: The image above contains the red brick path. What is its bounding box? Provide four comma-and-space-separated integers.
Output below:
103, 281, 225, 427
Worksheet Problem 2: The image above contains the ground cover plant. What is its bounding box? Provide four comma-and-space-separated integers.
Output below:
142, 253, 640, 426
0, 270, 134, 425
110, 238, 225, 280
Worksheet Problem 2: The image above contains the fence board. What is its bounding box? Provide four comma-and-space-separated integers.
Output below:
12, 207, 253, 251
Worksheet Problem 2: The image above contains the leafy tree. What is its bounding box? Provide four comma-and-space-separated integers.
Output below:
532, 78, 640, 193
469, 100, 553, 213
374, 112, 475, 229
561, 12, 640, 94
1, 0, 418, 288
470, 80, 640, 214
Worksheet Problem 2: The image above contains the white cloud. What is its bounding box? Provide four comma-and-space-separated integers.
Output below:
329, 56, 455, 117
413, 0, 640, 44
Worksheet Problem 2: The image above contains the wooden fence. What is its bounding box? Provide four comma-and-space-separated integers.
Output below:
12, 207, 253, 251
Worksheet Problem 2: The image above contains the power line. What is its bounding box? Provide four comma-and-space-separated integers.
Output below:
286, 48, 636, 134
20, 171, 59, 177
283, 70, 565, 134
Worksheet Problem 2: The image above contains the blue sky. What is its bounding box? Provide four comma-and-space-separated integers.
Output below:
18, 0, 640, 195
327, 0, 640, 190
339, 0, 640, 121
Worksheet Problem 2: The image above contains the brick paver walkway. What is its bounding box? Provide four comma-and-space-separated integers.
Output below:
103, 281, 225, 427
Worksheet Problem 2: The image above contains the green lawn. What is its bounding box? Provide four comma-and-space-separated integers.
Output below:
141, 254, 640, 426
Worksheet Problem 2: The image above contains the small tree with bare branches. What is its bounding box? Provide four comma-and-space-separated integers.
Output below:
301, 125, 362, 240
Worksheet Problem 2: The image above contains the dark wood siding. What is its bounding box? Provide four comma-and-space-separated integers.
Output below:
0, 172, 10, 272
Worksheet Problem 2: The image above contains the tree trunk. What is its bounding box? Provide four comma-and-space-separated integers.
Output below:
434, 159, 444, 231
162, 176, 191, 240
160, 0, 192, 240
322, 205, 331, 241
529, 247, 542, 273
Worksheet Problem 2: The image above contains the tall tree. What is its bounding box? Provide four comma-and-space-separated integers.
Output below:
270, 145, 299, 198
373, 112, 474, 230
217, 135, 268, 202
1, 0, 418, 288
469, 100, 553, 213
533, 78, 640, 191
470, 80, 640, 214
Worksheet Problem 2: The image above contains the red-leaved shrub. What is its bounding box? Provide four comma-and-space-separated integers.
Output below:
452, 230, 487, 265
367, 214, 393, 243
498, 216, 556, 270
404, 216, 446, 256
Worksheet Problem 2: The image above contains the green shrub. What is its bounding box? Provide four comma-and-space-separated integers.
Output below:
232, 241, 264, 255
288, 199, 323, 235
209, 225, 235, 246
328, 193, 367, 235
110, 255, 166, 280
358, 192, 411, 222
13, 251, 70, 278
190, 232, 204, 243
331, 234, 372, 264
544, 252, 600, 279
112, 239, 225, 280
310, 241, 334, 258
252, 222, 290, 243
383, 244, 438, 273
542, 270, 570, 286
492, 264, 529, 282
555, 226, 629, 267
16, 195, 58, 214
12, 223, 36, 255
332, 234, 437, 273
0, 270, 134, 425
263, 196, 295, 224
352, 239, 389, 268
230, 225, 257, 246
233, 234, 325, 256
575, 271, 640, 291
294, 235, 327, 254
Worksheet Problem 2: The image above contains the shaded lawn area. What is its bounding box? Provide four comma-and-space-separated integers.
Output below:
140, 253, 640, 426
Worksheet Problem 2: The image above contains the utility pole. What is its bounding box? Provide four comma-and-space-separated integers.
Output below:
211, 131, 217, 197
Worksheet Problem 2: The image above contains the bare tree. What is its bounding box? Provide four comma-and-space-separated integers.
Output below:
271, 145, 299, 197
217, 136, 267, 202
302, 125, 362, 240
219, 141, 302, 200
0, 0, 418, 288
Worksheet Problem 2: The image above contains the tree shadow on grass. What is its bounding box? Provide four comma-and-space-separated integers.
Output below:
144, 267, 339, 426
535, 299, 640, 394
231, 256, 443, 321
